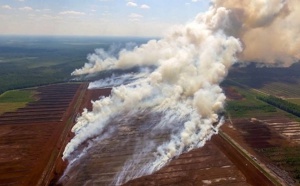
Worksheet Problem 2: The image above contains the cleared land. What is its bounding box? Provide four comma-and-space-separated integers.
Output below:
125, 133, 276, 186
1, 82, 296, 186
223, 79, 300, 185
257, 82, 300, 98
0, 83, 87, 186
2, 62, 300, 186
58, 88, 277, 186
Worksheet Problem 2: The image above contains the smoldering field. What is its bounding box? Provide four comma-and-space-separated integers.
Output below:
61, 0, 300, 185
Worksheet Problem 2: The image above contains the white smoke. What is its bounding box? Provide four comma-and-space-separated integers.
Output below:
212, 0, 300, 66
88, 72, 149, 89
62, 0, 300, 185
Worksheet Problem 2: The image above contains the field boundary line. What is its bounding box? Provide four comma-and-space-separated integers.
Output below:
38, 83, 88, 186
227, 79, 269, 96
219, 130, 284, 186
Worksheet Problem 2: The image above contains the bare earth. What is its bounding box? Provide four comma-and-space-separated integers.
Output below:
0, 85, 294, 186
0, 83, 87, 186
57, 88, 277, 186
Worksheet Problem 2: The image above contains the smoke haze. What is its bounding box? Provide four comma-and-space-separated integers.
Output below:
212, 0, 300, 66
62, 0, 300, 185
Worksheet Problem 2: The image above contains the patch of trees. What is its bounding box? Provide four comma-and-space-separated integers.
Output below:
257, 95, 300, 117
227, 104, 276, 113
225, 101, 276, 117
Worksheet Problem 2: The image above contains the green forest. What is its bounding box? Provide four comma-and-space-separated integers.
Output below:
257, 95, 300, 117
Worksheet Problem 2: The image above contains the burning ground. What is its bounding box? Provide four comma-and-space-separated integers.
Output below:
60, 0, 300, 185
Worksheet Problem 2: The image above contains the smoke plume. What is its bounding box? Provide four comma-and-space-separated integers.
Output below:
212, 0, 300, 66
62, 0, 300, 185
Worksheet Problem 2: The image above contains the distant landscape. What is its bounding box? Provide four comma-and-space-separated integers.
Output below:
1, 36, 300, 185
0, 36, 151, 94
1, 0, 300, 185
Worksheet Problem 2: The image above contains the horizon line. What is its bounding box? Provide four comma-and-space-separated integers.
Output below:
0, 34, 161, 39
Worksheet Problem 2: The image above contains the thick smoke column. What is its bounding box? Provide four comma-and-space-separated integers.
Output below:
62, 0, 300, 185
212, 0, 300, 66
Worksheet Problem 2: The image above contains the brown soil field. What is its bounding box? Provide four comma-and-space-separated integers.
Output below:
57, 88, 277, 186
50, 87, 112, 185
0, 83, 87, 186
78, 88, 111, 111
223, 87, 244, 100
125, 133, 275, 186
1, 84, 290, 186
222, 81, 300, 185
222, 119, 297, 185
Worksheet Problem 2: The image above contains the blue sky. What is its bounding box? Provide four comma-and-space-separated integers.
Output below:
0, 0, 210, 36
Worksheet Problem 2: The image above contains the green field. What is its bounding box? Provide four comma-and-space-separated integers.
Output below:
223, 81, 277, 118
223, 80, 300, 120
0, 89, 37, 114
227, 63, 300, 97
287, 98, 300, 105
257, 82, 300, 98
224, 72, 300, 183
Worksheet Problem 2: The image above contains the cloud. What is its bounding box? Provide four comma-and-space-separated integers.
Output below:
35, 8, 51, 12
129, 13, 143, 19
41, 14, 61, 20
140, 4, 150, 9
126, 2, 150, 9
59, 11, 86, 16
19, 6, 33, 11
17, 0, 26, 2
1, 5, 12, 10
126, 2, 138, 7
128, 13, 143, 22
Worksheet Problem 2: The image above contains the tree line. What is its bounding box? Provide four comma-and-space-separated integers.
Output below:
257, 95, 300, 117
